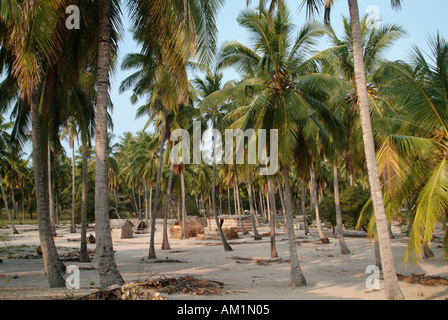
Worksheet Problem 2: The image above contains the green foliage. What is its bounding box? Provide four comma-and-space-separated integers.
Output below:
318, 186, 371, 229
74, 192, 96, 224
0, 223, 12, 243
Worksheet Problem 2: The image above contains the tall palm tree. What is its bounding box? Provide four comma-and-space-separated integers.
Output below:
61, 118, 78, 233
195, 67, 234, 251
205, 5, 343, 287
0, 0, 70, 288
300, 0, 405, 300
0, 119, 19, 234
124, 0, 224, 257
361, 34, 448, 264
94, 0, 125, 287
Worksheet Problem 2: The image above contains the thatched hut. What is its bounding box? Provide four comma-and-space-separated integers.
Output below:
207, 215, 253, 234
110, 220, 134, 239
130, 220, 149, 234
170, 219, 205, 239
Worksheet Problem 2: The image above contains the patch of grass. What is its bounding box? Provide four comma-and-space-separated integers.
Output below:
0, 244, 39, 256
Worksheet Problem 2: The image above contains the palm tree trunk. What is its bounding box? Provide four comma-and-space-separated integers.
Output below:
348, 0, 404, 300
55, 192, 60, 225
200, 192, 204, 217
194, 190, 199, 212
21, 189, 25, 223
94, 0, 124, 288
71, 143, 77, 233
11, 186, 21, 226
267, 176, 279, 258
149, 108, 167, 259
333, 163, 350, 254
137, 182, 142, 220
234, 172, 248, 235
375, 238, 382, 270
132, 184, 138, 218
180, 168, 188, 240
283, 166, 307, 287
144, 180, 149, 225
79, 143, 91, 263
161, 164, 174, 250
149, 184, 153, 226
0, 177, 18, 234
227, 184, 231, 216
247, 175, 262, 240
30, 97, 65, 288
310, 164, 329, 243
47, 140, 56, 232
212, 129, 232, 252
260, 190, 266, 220
277, 178, 286, 219
233, 183, 238, 216
301, 181, 310, 235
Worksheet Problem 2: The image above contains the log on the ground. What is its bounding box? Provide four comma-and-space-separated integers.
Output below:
342, 231, 369, 238
396, 274, 448, 286
138, 276, 227, 296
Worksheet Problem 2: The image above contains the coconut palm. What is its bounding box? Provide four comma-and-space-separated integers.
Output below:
0, 117, 19, 234
360, 34, 448, 264
204, 4, 344, 287
0, 0, 73, 288
300, 0, 405, 300
195, 67, 234, 251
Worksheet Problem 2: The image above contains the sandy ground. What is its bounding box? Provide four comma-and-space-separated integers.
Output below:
0, 220, 447, 301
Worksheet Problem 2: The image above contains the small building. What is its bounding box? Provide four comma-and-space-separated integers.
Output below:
207, 215, 253, 234
110, 220, 134, 239
130, 220, 149, 234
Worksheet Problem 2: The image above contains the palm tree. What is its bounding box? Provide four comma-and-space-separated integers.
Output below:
0, 0, 70, 288
204, 5, 343, 287
195, 67, 234, 251
61, 118, 78, 233
121, 59, 187, 259
94, 0, 125, 287
300, 0, 405, 300
124, 0, 224, 257
0, 120, 19, 234
362, 34, 448, 264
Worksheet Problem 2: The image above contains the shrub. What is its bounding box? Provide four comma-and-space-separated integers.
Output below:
318, 186, 371, 230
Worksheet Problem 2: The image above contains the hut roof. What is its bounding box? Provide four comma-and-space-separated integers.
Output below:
110, 219, 134, 229
212, 215, 252, 220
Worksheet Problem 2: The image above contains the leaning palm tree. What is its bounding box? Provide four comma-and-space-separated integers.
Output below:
300, 0, 405, 300
360, 34, 448, 264
0, 0, 70, 288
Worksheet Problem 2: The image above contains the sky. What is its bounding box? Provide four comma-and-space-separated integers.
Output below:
107, 0, 448, 148
11, 0, 448, 156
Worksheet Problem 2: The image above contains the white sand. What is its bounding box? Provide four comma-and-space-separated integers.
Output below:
0, 220, 447, 300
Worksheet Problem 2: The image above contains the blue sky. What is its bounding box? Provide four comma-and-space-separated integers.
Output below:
108, 0, 448, 148
12, 1, 439, 156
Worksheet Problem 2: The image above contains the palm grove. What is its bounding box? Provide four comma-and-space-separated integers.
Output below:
0, 0, 447, 300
